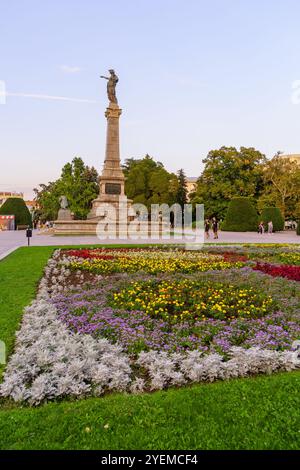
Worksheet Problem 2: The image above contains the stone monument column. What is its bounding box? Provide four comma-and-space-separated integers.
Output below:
99, 102, 125, 196
88, 100, 128, 220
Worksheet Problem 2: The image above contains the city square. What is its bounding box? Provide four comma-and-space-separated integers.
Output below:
1, 0, 300, 461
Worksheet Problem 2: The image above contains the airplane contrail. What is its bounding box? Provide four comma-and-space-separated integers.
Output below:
6, 92, 99, 103
0, 85, 99, 104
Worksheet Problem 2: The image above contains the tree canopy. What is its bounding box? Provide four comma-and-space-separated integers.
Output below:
176, 169, 188, 209
32, 147, 300, 226
123, 155, 178, 209
192, 146, 266, 219
34, 157, 99, 221
258, 153, 300, 218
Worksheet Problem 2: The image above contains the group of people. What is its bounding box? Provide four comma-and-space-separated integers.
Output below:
35, 220, 53, 230
258, 220, 273, 234
204, 217, 219, 239
204, 218, 275, 238
285, 220, 297, 230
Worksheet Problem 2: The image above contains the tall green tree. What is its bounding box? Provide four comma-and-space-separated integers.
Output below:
258, 153, 300, 218
192, 146, 266, 219
176, 169, 188, 209
123, 155, 177, 209
34, 157, 99, 220
32, 181, 60, 222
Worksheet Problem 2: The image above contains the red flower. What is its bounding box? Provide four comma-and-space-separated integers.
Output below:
65, 248, 137, 260
222, 252, 248, 263
253, 262, 300, 282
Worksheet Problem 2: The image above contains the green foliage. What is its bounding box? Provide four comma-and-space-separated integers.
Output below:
123, 155, 178, 209
34, 157, 99, 220
0, 198, 32, 228
176, 169, 188, 209
32, 181, 60, 222
257, 193, 279, 214
222, 197, 258, 231
192, 146, 266, 219
261, 207, 284, 232
294, 202, 300, 235
260, 153, 300, 218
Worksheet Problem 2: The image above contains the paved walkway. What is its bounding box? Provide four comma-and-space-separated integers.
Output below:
0, 229, 299, 259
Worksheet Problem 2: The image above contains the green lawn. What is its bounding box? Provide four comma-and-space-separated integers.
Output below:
0, 372, 299, 450
0, 245, 299, 450
0, 246, 55, 379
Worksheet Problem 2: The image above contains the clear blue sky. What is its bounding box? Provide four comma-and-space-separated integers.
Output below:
1, 0, 300, 199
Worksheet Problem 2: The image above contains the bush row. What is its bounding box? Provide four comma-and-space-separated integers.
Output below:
0, 198, 32, 228
221, 198, 285, 232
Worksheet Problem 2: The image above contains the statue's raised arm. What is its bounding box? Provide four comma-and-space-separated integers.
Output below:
100, 69, 119, 104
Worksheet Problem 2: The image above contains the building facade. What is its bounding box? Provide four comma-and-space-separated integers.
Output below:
281, 154, 300, 165
186, 177, 198, 201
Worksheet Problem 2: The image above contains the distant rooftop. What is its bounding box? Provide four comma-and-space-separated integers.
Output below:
281, 154, 300, 161
186, 177, 198, 182
0, 191, 24, 197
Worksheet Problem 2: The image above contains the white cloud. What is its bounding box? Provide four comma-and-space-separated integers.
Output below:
60, 65, 82, 74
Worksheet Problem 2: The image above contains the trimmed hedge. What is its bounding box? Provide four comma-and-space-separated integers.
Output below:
297, 221, 300, 236
222, 197, 258, 232
0, 197, 32, 228
261, 207, 284, 232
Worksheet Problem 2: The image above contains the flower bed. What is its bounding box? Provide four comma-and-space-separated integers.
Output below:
67, 249, 245, 275
53, 282, 299, 356
1, 247, 299, 405
254, 262, 300, 282
66, 248, 146, 259
109, 279, 274, 322
278, 252, 300, 265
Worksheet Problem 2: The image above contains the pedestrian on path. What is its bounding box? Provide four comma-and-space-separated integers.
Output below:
204, 219, 210, 239
258, 221, 264, 234
212, 217, 219, 239
268, 220, 273, 234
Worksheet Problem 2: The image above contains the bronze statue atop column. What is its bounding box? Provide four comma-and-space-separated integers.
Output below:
100, 69, 119, 104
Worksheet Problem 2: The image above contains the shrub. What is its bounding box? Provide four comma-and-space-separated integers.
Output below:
0, 198, 32, 228
261, 207, 284, 232
297, 221, 300, 236
222, 197, 258, 232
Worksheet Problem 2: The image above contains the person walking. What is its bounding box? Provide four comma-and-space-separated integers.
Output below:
204, 219, 210, 239
212, 217, 218, 239
258, 221, 264, 234
268, 220, 273, 234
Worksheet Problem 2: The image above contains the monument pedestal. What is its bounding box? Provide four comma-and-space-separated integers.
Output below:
54, 218, 164, 238
57, 208, 72, 220
54, 219, 99, 235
